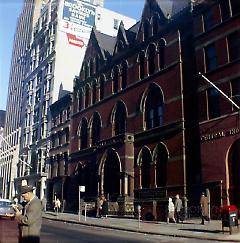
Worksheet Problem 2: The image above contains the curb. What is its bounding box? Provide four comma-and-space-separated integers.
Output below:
43, 215, 240, 242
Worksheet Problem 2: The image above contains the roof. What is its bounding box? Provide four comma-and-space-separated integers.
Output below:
156, 0, 190, 18
95, 31, 116, 56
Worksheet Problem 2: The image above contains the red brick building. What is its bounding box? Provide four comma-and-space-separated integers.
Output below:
67, 0, 240, 219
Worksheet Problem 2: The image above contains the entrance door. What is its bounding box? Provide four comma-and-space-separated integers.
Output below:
103, 150, 120, 201
228, 140, 240, 206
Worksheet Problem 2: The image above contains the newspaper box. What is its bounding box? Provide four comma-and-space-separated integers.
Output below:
221, 205, 239, 234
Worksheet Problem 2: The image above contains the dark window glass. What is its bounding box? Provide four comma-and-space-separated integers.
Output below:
121, 62, 127, 89
208, 87, 220, 119
159, 39, 165, 69
219, 0, 230, 21
99, 76, 105, 100
113, 67, 119, 94
230, 0, 240, 16
205, 44, 218, 71
148, 44, 156, 75
78, 90, 83, 111
85, 85, 90, 108
92, 113, 101, 145
231, 78, 240, 110
92, 82, 97, 104
152, 16, 159, 35
145, 86, 164, 129
228, 31, 240, 62
141, 147, 151, 189
80, 118, 88, 149
203, 10, 214, 31
114, 102, 127, 135
143, 21, 150, 40
139, 52, 145, 80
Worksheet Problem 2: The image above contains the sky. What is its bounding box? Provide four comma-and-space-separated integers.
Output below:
0, 0, 145, 111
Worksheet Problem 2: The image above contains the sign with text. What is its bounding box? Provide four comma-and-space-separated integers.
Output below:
60, 0, 96, 40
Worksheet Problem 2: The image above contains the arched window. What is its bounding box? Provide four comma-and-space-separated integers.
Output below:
145, 84, 164, 129
117, 40, 124, 53
85, 84, 90, 108
91, 112, 101, 146
78, 89, 83, 111
95, 56, 99, 73
152, 15, 159, 36
84, 62, 89, 79
141, 147, 152, 188
113, 66, 119, 94
158, 39, 166, 70
138, 51, 145, 80
154, 143, 168, 187
148, 44, 156, 75
99, 75, 105, 100
121, 61, 128, 89
143, 20, 150, 41
79, 117, 88, 149
89, 59, 94, 76
114, 101, 127, 135
92, 80, 97, 105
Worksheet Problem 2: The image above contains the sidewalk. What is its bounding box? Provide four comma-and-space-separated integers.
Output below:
43, 212, 240, 242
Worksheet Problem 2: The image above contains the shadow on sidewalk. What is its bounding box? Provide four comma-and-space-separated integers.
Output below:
179, 228, 223, 234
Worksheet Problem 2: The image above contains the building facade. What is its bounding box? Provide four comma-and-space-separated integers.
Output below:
15, 0, 135, 200
47, 90, 72, 209
68, 0, 240, 219
0, 0, 41, 199
193, 0, 240, 210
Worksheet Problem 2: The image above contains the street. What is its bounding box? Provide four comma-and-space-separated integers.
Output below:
41, 219, 232, 243
0, 218, 235, 243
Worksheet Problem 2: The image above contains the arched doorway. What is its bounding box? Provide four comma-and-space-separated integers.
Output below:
139, 146, 152, 189
153, 143, 169, 187
228, 139, 240, 206
100, 149, 121, 201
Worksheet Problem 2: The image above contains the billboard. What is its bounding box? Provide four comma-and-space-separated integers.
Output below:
60, 0, 96, 42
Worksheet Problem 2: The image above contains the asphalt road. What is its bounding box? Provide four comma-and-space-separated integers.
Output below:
0, 218, 234, 243
41, 219, 232, 243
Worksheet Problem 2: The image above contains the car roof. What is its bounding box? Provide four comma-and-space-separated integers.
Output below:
0, 199, 12, 202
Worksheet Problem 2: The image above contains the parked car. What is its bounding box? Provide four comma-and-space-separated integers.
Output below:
0, 199, 15, 219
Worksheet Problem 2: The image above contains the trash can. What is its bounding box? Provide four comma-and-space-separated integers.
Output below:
221, 205, 239, 234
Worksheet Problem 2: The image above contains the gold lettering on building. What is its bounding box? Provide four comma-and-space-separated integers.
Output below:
201, 128, 240, 142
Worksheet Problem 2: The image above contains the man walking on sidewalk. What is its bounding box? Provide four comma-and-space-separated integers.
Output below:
174, 194, 183, 223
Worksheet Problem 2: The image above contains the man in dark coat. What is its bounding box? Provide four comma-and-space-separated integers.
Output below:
174, 194, 183, 223
13, 185, 42, 243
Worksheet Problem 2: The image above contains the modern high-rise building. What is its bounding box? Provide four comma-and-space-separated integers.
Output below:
0, 0, 43, 199
11, 0, 136, 200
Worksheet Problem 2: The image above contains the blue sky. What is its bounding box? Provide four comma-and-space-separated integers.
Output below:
0, 0, 145, 111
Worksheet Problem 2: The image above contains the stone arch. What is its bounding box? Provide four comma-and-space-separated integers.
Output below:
226, 139, 240, 206
98, 149, 122, 201
153, 142, 169, 187
137, 146, 152, 189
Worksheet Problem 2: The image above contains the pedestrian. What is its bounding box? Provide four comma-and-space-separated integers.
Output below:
200, 192, 209, 225
101, 196, 108, 218
174, 194, 183, 223
12, 185, 42, 243
54, 198, 61, 214
41, 197, 47, 212
167, 197, 176, 223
